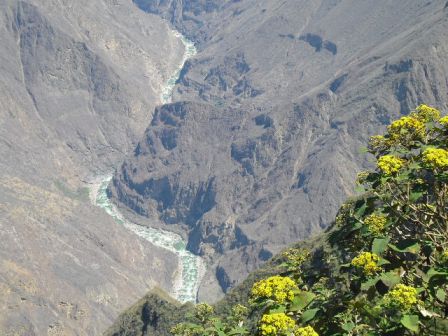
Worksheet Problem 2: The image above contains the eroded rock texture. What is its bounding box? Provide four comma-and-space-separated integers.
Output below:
0, 0, 184, 334
111, 0, 448, 301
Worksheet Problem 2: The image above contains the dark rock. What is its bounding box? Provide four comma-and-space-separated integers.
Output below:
216, 266, 234, 293
299, 33, 323, 52
385, 59, 414, 73
324, 40, 338, 55
258, 248, 273, 261
254, 114, 274, 128
330, 74, 348, 93
112, 0, 448, 304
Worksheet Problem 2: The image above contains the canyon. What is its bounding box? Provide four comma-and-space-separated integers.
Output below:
2, 1, 448, 335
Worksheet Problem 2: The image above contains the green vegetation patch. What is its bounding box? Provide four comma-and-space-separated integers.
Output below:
54, 180, 90, 202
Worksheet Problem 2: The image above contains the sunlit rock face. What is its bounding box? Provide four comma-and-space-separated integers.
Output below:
112, 0, 448, 301
0, 0, 186, 334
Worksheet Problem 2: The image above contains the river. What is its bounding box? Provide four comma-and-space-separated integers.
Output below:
88, 31, 204, 303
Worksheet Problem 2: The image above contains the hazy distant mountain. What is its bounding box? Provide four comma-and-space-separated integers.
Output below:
0, 0, 184, 334
110, 0, 448, 301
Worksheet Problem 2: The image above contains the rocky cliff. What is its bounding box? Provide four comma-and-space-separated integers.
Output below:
109, 0, 448, 301
0, 0, 185, 334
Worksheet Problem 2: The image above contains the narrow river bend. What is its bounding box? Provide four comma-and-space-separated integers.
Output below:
89, 31, 204, 303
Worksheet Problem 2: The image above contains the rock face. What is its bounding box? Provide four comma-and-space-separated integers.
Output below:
0, 0, 185, 334
1, 0, 183, 181
0, 176, 178, 335
110, 0, 448, 301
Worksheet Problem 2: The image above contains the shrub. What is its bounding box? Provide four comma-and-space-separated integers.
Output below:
171, 105, 448, 336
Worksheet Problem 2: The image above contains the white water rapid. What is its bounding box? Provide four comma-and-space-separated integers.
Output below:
161, 31, 197, 104
89, 31, 204, 303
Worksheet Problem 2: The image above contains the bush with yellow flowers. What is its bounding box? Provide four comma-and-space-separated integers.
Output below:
363, 213, 387, 235
351, 252, 381, 276
280, 248, 310, 277
329, 104, 448, 334
421, 147, 448, 170
387, 116, 425, 143
251, 275, 298, 304
294, 326, 319, 336
170, 303, 249, 336
170, 105, 448, 336
383, 284, 419, 312
259, 313, 296, 336
377, 155, 405, 175
439, 115, 448, 125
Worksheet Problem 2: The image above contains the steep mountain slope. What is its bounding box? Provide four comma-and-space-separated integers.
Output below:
109, 0, 448, 301
0, 0, 185, 334
105, 104, 448, 336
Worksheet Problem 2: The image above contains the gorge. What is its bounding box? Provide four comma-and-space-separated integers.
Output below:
2, 1, 448, 335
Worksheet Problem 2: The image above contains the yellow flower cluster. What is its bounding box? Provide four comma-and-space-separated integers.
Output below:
368, 135, 389, 151
231, 304, 248, 320
194, 303, 214, 322
364, 213, 387, 235
356, 171, 370, 184
439, 115, 448, 126
377, 155, 404, 175
422, 147, 448, 170
259, 313, 295, 336
251, 276, 297, 303
414, 104, 440, 122
282, 248, 310, 268
351, 252, 381, 276
294, 326, 319, 336
387, 116, 425, 142
384, 284, 418, 311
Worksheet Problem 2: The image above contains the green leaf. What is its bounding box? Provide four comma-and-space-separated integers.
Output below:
213, 320, 225, 330
355, 185, 366, 193
209, 320, 227, 336
361, 276, 380, 290
380, 176, 391, 184
377, 257, 390, 266
426, 121, 436, 130
396, 171, 410, 182
380, 271, 401, 288
401, 314, 419, 333
350, 221, 363, 232
409, 190, 424, 202
372, 237, 390, 255
301, 308, 319, 323
229, 326, 249, 335
408, 162, 422, 170
427, 268, 448, 280
341, 322, 355, 332
292, 288, 302, 295
290, 291, 316, 311
415, 287, 425, 294
268, 305, 286, 313
436, 288, 446, 302
354, 201, 368, 218
216, 329, 227, 336
389, 240, 421, 254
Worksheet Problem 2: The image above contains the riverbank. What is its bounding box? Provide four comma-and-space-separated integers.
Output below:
88, 30, 205, 303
